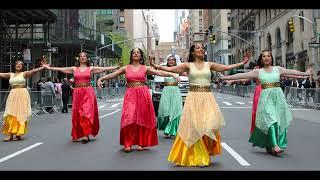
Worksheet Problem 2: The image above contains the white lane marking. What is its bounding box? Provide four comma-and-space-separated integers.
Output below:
219, 106, 310, 111
98, 104, 107, 109
236, 102, 245, 105
0, 142, 43, 164
99, 109, 121, 118
222, 101, 232, 106
111, 103, 120, 108
221, 142, 251, 166
220, 106, 251, 109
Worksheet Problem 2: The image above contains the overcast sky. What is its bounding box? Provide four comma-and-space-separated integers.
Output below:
152, 10, 175, 42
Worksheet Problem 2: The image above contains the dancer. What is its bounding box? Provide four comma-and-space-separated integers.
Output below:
42, 52, 118, 143
97, 47, 180, 152
150, 43, 249, 167
157, 55, 185, 139
220, 50, 311, 156
0, 60, 45, 141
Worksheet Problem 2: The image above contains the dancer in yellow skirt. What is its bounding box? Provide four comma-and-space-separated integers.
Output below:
150, 43, 249, 167
0, 60, 45, 141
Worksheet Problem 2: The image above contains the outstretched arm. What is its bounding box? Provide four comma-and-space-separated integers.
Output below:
97, 66, 126, 89
0, 73, 11, 79
149, 57, 189, 74
278, 67, 311, 76
42, 64, 74, 74
210, 53, 250, 72
24, 67, 45, 78
91, 66, 119, 74
146, 66, 181, 82
220, 69, 259, 80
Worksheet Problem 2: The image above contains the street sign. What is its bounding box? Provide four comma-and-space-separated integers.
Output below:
308, 43, 320, 48
317, 32, 320, 37
42, 47, 58, 53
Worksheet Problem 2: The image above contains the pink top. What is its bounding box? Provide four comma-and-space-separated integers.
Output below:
125, 65, 147, 82
74, 67, 91, 84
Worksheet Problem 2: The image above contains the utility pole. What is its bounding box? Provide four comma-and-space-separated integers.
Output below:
293, 11, 319, 83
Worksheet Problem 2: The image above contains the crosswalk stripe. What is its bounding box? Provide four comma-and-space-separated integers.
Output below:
222, 101, 232, 106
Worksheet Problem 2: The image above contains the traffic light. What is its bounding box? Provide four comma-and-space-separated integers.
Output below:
155, 39, 159, 46
288, 19, 295, 32
209, 34, 216, 44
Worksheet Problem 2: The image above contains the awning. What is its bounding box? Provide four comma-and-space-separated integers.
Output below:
0, 9, 56, 24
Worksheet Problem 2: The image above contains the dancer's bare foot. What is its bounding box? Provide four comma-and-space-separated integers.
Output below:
3, 135, 13, 142
123, 146, 132, 152
137, 146, 144, 151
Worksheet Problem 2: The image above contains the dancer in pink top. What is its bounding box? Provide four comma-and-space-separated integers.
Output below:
42, 52, 118, 143
97, 48, 180, 152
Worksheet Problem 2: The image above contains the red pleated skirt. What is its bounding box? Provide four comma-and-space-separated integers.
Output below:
71, 86, 99, 140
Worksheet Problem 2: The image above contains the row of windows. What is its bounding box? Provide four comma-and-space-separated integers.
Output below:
96, 9, 112, 15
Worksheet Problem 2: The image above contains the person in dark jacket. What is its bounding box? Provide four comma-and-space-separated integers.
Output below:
61, 78, 72, 113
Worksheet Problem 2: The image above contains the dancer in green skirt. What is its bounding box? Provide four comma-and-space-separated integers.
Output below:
156, 55, 186, 138
220, 50, 311, 156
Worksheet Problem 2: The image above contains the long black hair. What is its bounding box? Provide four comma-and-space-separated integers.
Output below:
256, 49, 274, 68
129, 48, 145, 65
75, 52, 90, 67
188, 43, 205, 62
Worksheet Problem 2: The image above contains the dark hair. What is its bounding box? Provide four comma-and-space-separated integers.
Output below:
188, 43, 205, 62
129, 48, 145, 65
166, 55, 177, 67
15, 60, 24, 72
256, 49, 273, 68
75, 52, 90, 67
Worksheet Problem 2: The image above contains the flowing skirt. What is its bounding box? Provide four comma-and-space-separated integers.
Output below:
250, 87, 291, 149
157, 86, 183, 136
120, 86, 158, 147
168, 91, 225, 166
71, 86, 99, 140
2, 88, 31, 136
250, 85, 262, 134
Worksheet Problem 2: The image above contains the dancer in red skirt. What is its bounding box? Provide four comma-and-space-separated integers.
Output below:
97, 48, 180, 152
42, 52, 118, 143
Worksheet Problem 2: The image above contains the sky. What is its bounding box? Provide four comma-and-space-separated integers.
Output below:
152, 10, 175, 42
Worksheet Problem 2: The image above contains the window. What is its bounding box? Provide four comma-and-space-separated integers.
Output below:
199, 11, 202, 16
228, 40, 231, 49
227, 13, 231, 22
119, 16, 125, 23
106, 9, 112, 15
228, 26, 231, 33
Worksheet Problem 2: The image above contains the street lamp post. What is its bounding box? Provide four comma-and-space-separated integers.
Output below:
292, 11, 319, 82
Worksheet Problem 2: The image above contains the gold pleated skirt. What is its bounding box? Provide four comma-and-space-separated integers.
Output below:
168, 132, 222, 167
2, 88, 31, 136
2, 115, 28, 136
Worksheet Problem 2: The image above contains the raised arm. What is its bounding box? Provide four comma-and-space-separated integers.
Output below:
278, 67, 311, 76
97, 66, 126, 89
0, 73, 11, 79
24, 67, 45, 78
42, 64, 74, 74
220, 69, 259, 81
91, 66, 119, 74
146, 66, 181, 82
